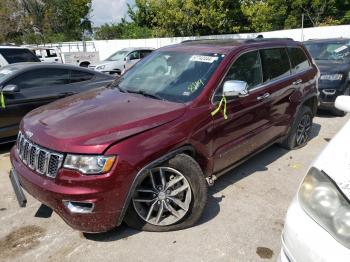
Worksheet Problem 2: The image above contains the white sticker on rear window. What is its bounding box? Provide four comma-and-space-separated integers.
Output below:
190, 55, 218, 63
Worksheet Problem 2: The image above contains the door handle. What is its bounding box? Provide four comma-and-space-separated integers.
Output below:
257, 93, 270, 101
293, 79, 303, 85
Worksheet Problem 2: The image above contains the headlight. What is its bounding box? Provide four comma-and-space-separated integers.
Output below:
320, 74, 343, 81
96, 65, 106, 70
299, 167, 350, 247
63, 155, 116, 175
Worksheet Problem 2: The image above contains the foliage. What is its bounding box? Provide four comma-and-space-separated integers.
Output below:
0, 0, 91, 44
127, 0, 246, 37
95, 22, 153, 40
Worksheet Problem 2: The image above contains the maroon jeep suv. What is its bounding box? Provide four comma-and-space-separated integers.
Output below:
10, 39, 319, 233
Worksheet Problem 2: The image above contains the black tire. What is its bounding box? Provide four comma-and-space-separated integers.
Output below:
280, 106, 313, 150
124, 154, 208, 232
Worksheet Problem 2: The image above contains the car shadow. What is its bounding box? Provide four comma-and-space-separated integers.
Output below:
0, 143, 14, 155
317, 109, 344, 119
84, 124, 321, 242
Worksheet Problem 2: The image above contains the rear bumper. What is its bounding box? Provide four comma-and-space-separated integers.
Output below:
279, 197, 350, 262
10, 147, 125, 233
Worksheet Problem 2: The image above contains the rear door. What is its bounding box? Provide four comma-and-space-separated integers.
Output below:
0, 68, 70, 140
258, 47, 295, 137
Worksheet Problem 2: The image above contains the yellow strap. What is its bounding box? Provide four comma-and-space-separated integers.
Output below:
211, 96, 227, 120
0, 91, 5, 109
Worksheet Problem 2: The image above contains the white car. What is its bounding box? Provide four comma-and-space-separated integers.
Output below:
279, 96, 350, 262
89, 47, 154, 75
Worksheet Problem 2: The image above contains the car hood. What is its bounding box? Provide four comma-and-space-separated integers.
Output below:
315, 60, 350, 74
22, 87, 186, 154
313, 118, 350, 200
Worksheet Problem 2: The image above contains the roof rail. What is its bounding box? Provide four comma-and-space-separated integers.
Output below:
181, 37, 294, 44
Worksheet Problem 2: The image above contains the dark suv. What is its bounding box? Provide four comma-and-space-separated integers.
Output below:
304, 38, 350, 116
9, 39, 319, 233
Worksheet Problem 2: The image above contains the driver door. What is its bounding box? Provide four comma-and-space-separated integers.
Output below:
211, 50, 275, 173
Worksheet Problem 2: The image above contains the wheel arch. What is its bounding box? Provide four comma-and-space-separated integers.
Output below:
301, 95, 318, 117
117, 145, 200, 226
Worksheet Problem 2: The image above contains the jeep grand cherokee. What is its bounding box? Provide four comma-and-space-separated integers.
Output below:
9, 39, 319, 232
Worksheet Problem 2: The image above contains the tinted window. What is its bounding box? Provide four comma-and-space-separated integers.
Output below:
0, 48, 40, 63
288, 47, 310, 73
140, 50, 152, 59
70, 70, 94, 83
9, 68, 69, 89
224, 51, 263, 90
260, 48, 291, 82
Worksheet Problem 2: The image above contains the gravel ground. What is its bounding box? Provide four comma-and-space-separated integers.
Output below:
0, 112, 349, 262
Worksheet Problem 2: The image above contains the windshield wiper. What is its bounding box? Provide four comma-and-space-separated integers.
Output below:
127, 89, 164, 101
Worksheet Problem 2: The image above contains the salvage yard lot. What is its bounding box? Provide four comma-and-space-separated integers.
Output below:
0, 113, 349, 262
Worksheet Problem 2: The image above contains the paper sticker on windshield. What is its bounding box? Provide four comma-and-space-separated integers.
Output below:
334, 46, 348, 53
190, 55, 218, 63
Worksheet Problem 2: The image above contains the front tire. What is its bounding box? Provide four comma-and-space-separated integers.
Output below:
281, 106, 313, 150
124, 154, 208, 232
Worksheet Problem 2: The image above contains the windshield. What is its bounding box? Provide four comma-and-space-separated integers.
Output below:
105, 50, 129, 61
305, 41, 350, 61
113, 51, 224, 103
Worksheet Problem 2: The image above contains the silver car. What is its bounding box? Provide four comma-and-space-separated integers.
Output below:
89, 47, 154, 75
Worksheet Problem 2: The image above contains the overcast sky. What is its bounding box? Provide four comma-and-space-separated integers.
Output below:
91, 0, 135, 26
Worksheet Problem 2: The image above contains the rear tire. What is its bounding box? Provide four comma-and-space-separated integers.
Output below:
124, 154, 208, 232
280, 106, 313, 150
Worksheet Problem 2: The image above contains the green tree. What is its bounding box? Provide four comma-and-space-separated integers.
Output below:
241, 1, 273, 32
128, 0, 246, 37
95, 21, 153, 40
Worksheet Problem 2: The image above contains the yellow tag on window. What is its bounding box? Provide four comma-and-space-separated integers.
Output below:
0, 92, 5, 109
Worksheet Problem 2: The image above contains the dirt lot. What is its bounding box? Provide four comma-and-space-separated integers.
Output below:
0, 112, 349, 262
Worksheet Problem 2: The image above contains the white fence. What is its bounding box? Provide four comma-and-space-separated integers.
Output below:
48, 24, 350, 61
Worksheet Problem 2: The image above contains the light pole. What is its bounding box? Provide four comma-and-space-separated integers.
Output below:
301, 13, 305, 42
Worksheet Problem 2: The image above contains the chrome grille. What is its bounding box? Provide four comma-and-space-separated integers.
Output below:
16, 132, 64, 178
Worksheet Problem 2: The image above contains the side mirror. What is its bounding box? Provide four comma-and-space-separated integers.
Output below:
223, 80, 249, 97
335, 96, 350, 113
2, 85, 19, 95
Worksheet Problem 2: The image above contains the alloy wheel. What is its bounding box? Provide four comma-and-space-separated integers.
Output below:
132, 167, 192, 226
296, 114, 312, 146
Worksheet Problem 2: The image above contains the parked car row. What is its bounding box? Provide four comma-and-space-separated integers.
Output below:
2, 37, 350, 261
